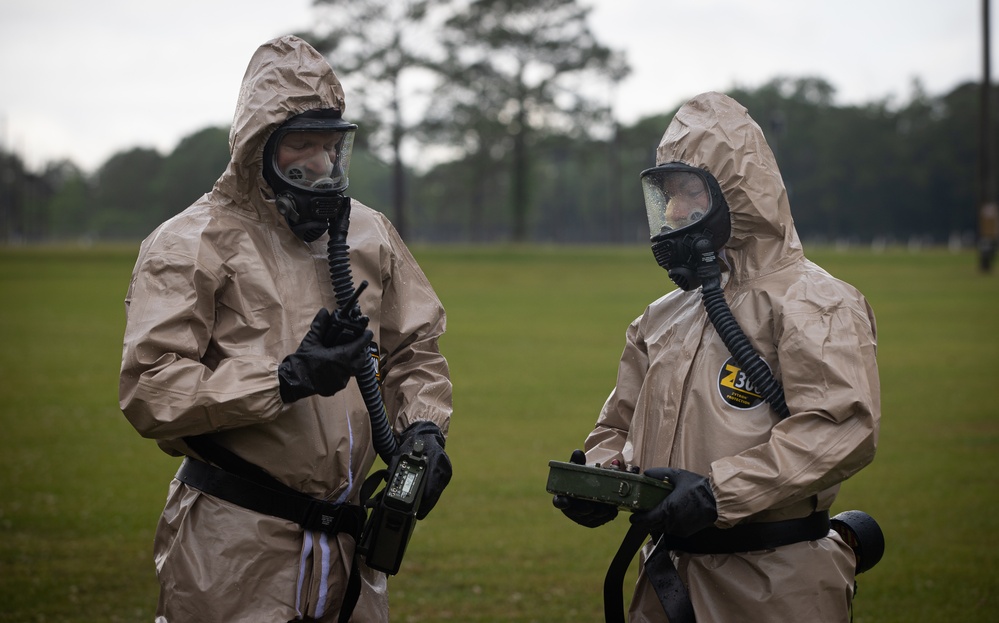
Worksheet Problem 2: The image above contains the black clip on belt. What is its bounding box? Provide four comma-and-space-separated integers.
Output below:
175, 457, 365, 538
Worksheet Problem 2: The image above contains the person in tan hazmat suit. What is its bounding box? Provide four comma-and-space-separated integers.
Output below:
119, 35, 452, 623
554, 92, 880, 622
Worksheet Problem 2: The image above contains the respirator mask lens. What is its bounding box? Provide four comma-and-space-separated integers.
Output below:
262, 111, 358, 241
272, 128, 355, 193
642, 167, 714, 236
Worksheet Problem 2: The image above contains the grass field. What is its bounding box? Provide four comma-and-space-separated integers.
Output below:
0, 244, 996, 622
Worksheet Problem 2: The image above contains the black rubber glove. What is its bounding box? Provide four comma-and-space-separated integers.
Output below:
278, 309, 373, 403
552, 449, 619, 528
393, 420, 452, 520
630, 467, 718, 537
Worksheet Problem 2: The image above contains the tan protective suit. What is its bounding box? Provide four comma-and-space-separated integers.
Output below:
584, 92, 879, 622
119, 36, 451, 623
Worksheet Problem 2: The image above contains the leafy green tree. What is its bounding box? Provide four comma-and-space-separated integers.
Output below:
298, 0, 451, 239
726, 77, 987, 243
903, 82, 980, 238
1, 150, 29, 242
91, 147, 164, 240
41, 160, 92, 240
11, 69, 996, 246
419, 57, 513, 241
0, 150, 53, 242
729, 77, 904, 241
151, 127, 230, 223
436, 0, 628, 241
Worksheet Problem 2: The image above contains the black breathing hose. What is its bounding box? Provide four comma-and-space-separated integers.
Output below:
326, 204, 399, 463
696, 246, 792, 420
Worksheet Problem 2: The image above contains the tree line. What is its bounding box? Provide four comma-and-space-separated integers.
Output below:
1, 0, 995, 246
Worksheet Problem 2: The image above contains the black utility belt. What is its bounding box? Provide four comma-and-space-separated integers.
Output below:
175, 457, 365, 538
660, 510, 831, 554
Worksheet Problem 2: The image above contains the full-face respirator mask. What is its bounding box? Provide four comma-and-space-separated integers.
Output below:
263, 109, 357, 242
642, 163, 731, 291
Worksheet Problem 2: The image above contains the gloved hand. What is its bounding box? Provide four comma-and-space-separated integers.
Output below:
278, 308, 373, 403
552, 449, 619, 528
393, 420, 452, 520
630, 467, 718, 537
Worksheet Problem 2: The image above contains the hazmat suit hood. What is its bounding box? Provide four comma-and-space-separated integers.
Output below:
655, 92, 804, 285
215, 35, 348, 220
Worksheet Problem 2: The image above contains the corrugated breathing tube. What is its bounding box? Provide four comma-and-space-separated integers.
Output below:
326, 203, 399, 463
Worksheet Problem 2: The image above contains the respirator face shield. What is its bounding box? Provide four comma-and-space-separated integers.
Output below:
642, 163, 732, 290
263, 110, 358, 241
272, 128, 354, 193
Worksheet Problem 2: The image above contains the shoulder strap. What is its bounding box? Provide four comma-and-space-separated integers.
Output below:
604, 524, 696, 623
604, 524, 648, 623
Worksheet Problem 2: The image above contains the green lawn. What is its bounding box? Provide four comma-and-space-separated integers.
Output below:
0, 244, 996, 622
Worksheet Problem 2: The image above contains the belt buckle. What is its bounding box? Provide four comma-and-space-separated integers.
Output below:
304, 501, 343, 534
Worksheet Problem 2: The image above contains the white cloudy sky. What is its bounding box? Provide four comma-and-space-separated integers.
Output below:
0, 0, 993, 172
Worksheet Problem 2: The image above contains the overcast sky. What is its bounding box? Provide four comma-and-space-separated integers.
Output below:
1, 0, 994, 172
